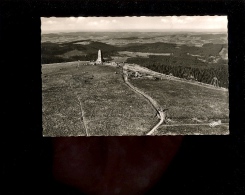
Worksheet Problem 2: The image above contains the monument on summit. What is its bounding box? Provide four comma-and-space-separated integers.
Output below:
96, 49, 104, 64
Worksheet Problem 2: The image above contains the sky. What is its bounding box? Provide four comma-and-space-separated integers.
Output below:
41, 16, 227, 33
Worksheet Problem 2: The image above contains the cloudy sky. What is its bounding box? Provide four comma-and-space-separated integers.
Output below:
41, 16, 227, 33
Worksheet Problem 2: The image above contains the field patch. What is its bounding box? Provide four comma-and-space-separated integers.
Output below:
118, 51, 172, 58
56, 49, 86, 59
219, 48, 228, 60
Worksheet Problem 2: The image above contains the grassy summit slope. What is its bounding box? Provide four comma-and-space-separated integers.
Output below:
42, 62, 87, 136
42, 62, 228, 136
130, 78, 229, 135
42, 62, 157, 136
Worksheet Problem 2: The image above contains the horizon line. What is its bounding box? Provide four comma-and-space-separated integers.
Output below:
42, 29, 227, 34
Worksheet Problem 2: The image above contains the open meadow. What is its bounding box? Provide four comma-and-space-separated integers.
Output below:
131, 77, 229, 135
42, 63, 158, 136
42, 61, 229, 136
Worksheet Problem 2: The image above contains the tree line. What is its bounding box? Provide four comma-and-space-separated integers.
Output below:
127, 56, 228, 88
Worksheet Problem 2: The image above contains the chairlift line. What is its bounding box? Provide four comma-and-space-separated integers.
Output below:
211, 77, 219, 87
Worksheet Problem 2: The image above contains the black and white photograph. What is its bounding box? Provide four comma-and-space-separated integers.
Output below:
2, 0, 245, 194
42, 16, 229, 136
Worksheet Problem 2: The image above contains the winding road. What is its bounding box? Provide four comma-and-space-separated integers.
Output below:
122, 66, 166, 135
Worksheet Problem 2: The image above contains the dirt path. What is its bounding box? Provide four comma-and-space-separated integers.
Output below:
69, 82, 90, 136
121, 63, 228, 135
160, 123, 229, 127
146, 111, 166, 135
122, 66, 166, 135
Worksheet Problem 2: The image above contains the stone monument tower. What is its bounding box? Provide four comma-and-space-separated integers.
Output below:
96, 49, 104, 64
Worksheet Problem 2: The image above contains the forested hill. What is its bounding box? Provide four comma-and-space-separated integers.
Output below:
123, 43, 228, 88
42, 39, 228, 88
127, 56, 228, 88
42, 40, 227, 63
41, 41, 118, 64
124, 42, 226, 56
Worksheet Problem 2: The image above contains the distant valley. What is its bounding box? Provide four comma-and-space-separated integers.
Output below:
42, 32, 228, 88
